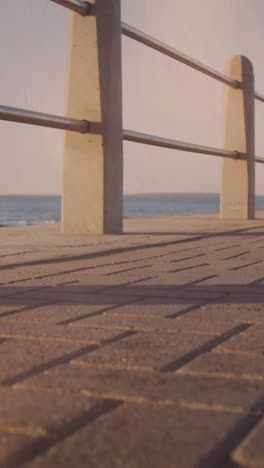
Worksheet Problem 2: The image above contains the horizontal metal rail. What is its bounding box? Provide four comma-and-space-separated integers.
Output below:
123, 129, 240, 159
255, 91, 264, 103
121, 22, 239, 88
49, 0, 91, 16
255, 156, 264, 164
0, 106, 260, 163
0, 105, 90, 133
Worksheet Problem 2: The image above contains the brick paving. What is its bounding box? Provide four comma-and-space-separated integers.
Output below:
0, 213, 264, 468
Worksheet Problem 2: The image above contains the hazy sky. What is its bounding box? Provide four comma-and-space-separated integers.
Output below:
0, 0, 264, 194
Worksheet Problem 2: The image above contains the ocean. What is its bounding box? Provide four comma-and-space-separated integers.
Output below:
0, 193, 264, 227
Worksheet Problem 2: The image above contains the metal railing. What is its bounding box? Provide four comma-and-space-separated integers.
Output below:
50, 0, 91, 16
255, 156, 264, 164
121, 22, 239, 89
0, 0, 263, 196
121, 21, 264, 165
123, 130, 240, 160
0, 105, 90, 133
255, 91, 264, 103
1, 0, 263, 166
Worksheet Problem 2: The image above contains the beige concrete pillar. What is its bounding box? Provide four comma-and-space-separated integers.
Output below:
62, 0, 123, 233
221, 56, 255, 220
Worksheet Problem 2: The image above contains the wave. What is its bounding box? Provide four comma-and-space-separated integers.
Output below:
1, 218, 60, 227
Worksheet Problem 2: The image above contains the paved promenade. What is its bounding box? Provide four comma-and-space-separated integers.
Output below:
1, 213, 264, 468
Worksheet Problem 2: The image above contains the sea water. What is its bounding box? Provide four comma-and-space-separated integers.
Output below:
0, 193, 264, 227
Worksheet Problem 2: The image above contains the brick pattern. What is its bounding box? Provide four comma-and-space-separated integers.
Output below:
0, 218, 264, 467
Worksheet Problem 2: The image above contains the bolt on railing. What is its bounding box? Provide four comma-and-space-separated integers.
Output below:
0, 0, 263, 233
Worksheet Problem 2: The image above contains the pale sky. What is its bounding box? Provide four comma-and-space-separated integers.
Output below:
0, 0, 264, 194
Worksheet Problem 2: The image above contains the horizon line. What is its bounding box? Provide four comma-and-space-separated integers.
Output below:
1, 192, 264, 197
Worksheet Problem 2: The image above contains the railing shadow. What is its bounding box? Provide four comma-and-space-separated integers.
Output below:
0, 225, 264, 272
1, 283, 264, 309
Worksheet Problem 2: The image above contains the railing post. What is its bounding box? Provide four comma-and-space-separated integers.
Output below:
62, 0, 123, 233
221, 55, 255, 220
